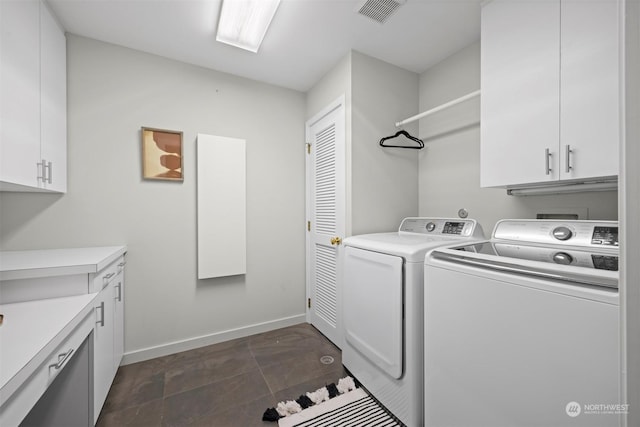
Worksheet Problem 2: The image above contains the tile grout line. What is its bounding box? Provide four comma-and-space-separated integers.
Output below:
248, 336, 279, 399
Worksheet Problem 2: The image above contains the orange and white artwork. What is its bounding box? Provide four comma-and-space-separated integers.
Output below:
141, 127, 183, 181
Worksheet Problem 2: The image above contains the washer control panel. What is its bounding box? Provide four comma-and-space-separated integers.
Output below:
493, 220, 618, 248
490, 242, 619, 271
399, 218, 484, 238
591, 226, 618, 246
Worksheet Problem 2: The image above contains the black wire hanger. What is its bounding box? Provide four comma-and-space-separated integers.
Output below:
379, 130, 424, 149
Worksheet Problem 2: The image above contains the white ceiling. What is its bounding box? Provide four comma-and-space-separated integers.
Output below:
48, 0, 482, 92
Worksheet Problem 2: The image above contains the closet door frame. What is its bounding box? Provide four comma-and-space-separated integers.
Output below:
305, 95, 346, 348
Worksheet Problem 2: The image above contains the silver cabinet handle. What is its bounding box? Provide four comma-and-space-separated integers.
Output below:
96, 301, 105, 327
49, 348, 74, 370
115, 282, 122, 302
37, 159, 53, 184
545, 148, 552, 175
37, 159, 46, 182
565, 144, 573, 173
102, 272, 116, 289
46, 161, 52, 183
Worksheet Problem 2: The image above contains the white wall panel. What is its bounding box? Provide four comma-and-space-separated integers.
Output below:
197, 134, 246, 279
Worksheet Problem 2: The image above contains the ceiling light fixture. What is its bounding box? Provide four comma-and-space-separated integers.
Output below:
216, 0, 281, 53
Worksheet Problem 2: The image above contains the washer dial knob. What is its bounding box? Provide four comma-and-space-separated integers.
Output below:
553, 252, 574, 265
426, 222, 436, 232
553, 226, 573, 241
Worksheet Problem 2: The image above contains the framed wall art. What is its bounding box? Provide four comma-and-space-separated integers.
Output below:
141, 127, 183, 181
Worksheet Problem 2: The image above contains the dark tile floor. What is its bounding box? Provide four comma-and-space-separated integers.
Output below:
96, 323, 347, 427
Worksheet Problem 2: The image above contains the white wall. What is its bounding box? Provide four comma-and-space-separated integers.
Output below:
306, 51, 419, 236
351, 51, 419, 235
0, 36, 307, 362
418, 41, 618, 235
305, 53, 351, 123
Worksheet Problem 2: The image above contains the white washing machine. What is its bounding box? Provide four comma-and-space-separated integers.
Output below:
342, 217, 485, 426
424, 220, 620, 427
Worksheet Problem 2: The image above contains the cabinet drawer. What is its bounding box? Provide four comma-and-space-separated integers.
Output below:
90, 256, 124, 293
0, 310, 93, 427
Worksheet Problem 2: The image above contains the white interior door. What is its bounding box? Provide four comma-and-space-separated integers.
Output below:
305, 96, 346, 348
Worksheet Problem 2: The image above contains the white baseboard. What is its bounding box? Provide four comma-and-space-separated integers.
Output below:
121, 313, 307, 365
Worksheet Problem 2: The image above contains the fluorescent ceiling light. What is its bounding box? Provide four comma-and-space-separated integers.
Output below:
216, 0, 281, 53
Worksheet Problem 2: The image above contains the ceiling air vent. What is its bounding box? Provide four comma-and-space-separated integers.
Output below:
356, 0, 407, 24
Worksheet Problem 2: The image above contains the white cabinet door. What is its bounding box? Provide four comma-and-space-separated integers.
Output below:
40, 1, 67, 192
93, 283, 115, 424
112, 265, 125, 375
480, 0, 620, 188
0, 0, 41, 189
560, 0, 619, 181
0, 0, 67, 193
480, 0, 560, 187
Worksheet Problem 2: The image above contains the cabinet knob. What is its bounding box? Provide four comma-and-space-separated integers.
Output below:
330, 237, 342, 246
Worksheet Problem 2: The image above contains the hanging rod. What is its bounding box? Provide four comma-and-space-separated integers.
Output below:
395, 89, 481, 127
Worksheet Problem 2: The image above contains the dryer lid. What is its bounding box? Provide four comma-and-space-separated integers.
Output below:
344, 232, 474, 262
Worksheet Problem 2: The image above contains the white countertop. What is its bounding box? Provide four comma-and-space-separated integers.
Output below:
0, 246, 127, 281
0, 294, 98, 404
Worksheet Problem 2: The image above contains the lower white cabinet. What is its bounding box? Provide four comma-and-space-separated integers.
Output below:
92, 257, 126, 424
113, 263, 125, 374
0, 246, 127, 426
93, 280, 115, 422
0, 297, 95, 427
21, 333, 92, 427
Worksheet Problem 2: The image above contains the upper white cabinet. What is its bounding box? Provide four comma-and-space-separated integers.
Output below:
480, 0, 619, 188
0, 0, 67, 193
560, 0, 619, 182
39, 0, 68, 192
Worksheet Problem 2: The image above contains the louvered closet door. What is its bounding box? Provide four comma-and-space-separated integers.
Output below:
306, 96, 345, 348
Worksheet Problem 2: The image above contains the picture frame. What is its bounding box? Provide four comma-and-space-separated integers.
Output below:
141, 127, 184, 181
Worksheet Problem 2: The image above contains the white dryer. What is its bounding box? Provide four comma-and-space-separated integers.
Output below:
342, 217, 485, 426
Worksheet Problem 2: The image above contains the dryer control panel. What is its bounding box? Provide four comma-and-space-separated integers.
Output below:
399, 218, 484, 238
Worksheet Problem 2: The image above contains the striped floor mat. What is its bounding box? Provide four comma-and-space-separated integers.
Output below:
278, 388, 404, 427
